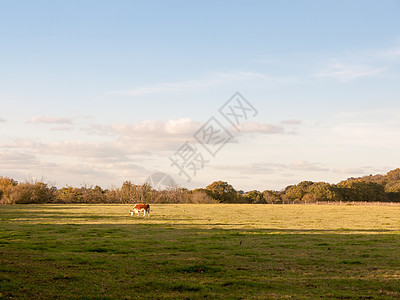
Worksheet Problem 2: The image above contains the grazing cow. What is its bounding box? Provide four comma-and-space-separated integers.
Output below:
130, 204, 150, 217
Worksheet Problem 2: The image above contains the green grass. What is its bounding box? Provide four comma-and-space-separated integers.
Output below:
1, 204, 400, 299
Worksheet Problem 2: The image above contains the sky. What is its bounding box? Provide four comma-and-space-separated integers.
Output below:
1, 0, 400, 191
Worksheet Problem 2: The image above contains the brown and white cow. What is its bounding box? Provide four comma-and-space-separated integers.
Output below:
130, 204, 150, 217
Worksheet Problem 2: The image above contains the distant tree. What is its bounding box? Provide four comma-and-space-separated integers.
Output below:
120, 181, 138, 203
140, 183, 153, 203
243, 190, 264, 204
206, 181, 237, 203
12, 181, 55, 204
284, 181, 343, 203
308, 182, 342, 202
386, 168, 400, 181
301, 193, 318, 203
0, 177, 18, 204
337, 179, 387, 202
285, 181, 313, 201
190, 190, 219, 204
385, 181, 400, 193
262, 190, 282, 204
382, 168, 400, 195
104, 188, 122, 203
86, 185, 106, 203
56, 186, 83, 203
285, 185, 304, 201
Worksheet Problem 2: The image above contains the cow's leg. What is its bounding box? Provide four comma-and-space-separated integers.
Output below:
142, 209, 146, 217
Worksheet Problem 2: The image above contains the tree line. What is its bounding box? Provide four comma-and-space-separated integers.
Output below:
1, 168, 400, 204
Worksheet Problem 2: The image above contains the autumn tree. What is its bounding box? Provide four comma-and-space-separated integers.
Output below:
12, 181, 55, 204
386, 168, 400, 181
0, 177, 18, 204
120, 181, 138, 203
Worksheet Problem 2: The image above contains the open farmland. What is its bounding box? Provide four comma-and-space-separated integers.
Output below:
1, 204, 400, 299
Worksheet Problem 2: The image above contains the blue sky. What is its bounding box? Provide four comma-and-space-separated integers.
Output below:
1, 0, 400, 191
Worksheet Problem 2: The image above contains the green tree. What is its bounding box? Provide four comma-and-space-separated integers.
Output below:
337, 179, 387, 202
205, 181, 237, 203
307, 182, 342, 202
243, 190, 264, 203
56, 186, 84, 203
285, 181, 314, 201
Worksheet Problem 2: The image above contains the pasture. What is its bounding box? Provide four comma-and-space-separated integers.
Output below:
1, 204, 400, 299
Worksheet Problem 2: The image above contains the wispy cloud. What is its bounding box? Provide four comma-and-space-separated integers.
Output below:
107, 71, 289, 96
0, 150, 40, 167
50, 125, 75, 131
316, 63, 387, 82
377, 46, 400, 59
332, 167, 368, 175
239, 122, 284, 134
27, 116, 74, 124
281, 120, 302, 125
214, 160, 329, 174
290, 160, 329, 172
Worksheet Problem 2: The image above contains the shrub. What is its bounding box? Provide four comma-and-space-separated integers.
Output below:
12, 181, 56, 204
190, 191, 219, 204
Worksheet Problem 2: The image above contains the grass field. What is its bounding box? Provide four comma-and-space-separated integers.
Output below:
1, 204, 400, 299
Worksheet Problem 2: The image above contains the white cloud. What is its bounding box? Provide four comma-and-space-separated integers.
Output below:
316, 63, 387, 82
84, 118, 288, 153
0, 116, 6, 122
109, 118, 201, 137
27, 116, 74, 124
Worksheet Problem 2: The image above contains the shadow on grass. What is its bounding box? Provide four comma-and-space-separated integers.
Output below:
1, 222, 399, 299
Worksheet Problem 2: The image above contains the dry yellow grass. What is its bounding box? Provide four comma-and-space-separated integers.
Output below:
4, 204, 400, 233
